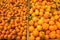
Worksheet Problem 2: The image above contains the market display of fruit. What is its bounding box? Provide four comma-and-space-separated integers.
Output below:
29, 0, 60, 40
0, 0, 60, 40
0, 0, 27, 40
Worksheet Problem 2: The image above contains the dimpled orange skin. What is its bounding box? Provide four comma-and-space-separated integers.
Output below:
0, 0, 27, 40
32, 30, 39, 37
37, 25, 43, 31
29, 35, 35, 40
49, 25, 57, 31
49, 31, 56, 39
29, 0, 60, 40
0, 0, 60, 40
29, 26, 34, 32
36, 37, 40, 40
42, 23, 49, 30
45, 30, 50, 35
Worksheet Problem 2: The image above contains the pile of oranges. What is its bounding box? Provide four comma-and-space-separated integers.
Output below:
29, 0, 60, 40
0, 0, 27, 40
0, 0, 60, 40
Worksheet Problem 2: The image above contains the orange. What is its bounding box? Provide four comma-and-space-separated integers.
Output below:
44, 19, 49, 23
49, 20, 54, 25
44, 12, 50, 18
22, 36, 26, 40
45, 35, 49, 40
21, 27, 24, 31
29, 26, 34, 32
56, 34, 60, 38
37, 25, 43, 31
17, 36, 21, 40
23, 30, 27, 36
42, 23, 49, 30
32, 17, 39, 22
56, 30, 60, 34
56, 22, 60, 29
11, 35, 15, 39
49, 25, 57, 31
53, 11, 58, 15
39, 11, 43, 16
32, 30, 39, 36
8, 34, 12, 39
29, 36, 35, 40
18, 32, 22, 36
36, 37, 40, 40
58, 18, 60, 22
2, 30, 5, 34
35, 9, 39, 15
6, 31, 9, 34
45, 30, 50, 35
39, 31, 45, 38
0, 34, 4, 38
34, 22, 38, 26
49, 31, 56, 39
29, 20, 34, 26
50, 17, 55, 21
38, 18, 44, 25
4, 34, 8, 39
54, 15, 59, 20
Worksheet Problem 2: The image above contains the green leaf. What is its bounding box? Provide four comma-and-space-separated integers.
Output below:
28, 15, 32, 21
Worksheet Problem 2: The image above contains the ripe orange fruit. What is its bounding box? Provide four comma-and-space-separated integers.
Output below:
18, 32, 22, 36
32, 17, 39, 22
29, 20, 34, 26
23, 30, 27, 36
32, 30, 39, 36
36, 37, 40, 40
4, 34, 8, 39
44, 12, 50, 18
53, 11, 58, 15
17, 36, 21, 40
34, 9, 39, 15
29, 36, 35, 40
49, 31, 56, 39
0, 34, 4, 38
44, 19, 49, 23
29, 26, 34, 32
8, 34, 12, 39
54, 15, 59, 20
49, 25, 57, 31
56, 22, 60, 29
21, 36, 26, 40
42, 23, 49, 30
58, 18, 60, 22
38, 19, 44, 25
21, 27, 24, 31
45, 30, 50, 35
39, 11, 43, 16
34, 22, 38, 26
6, 31, 10, 34
50, 17, 55, 21
11, 35, 15, 39
37, 25, 43, 31
39, 31, 45, 38
49, 20, 54, 25
56, 30, 60, 34
56, 34, 60, 38
45, 35, 49, 40
2, 30, 5, 34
